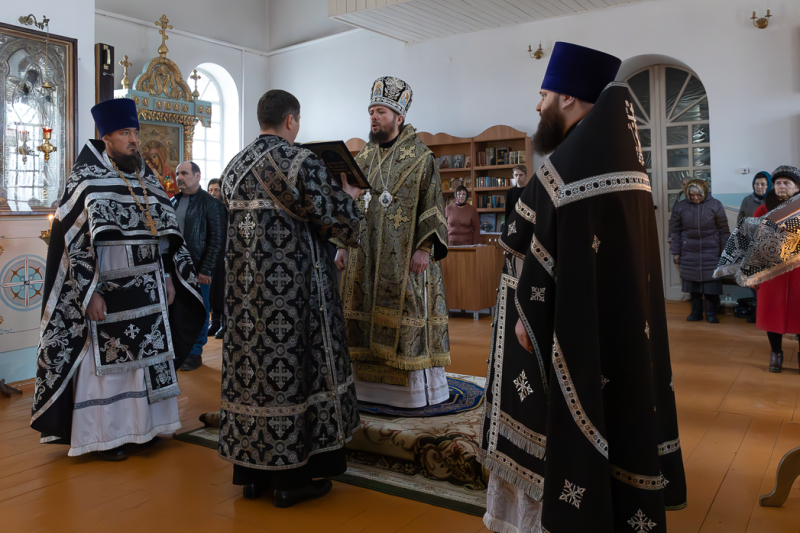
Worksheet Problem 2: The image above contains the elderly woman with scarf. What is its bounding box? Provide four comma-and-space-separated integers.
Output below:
670, 179, 731, 323
738, 171, 772, 222
751, 167, 800, 372
445, 185, 480, 245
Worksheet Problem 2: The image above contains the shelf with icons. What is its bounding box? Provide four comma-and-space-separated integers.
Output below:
441, 176, 472, 195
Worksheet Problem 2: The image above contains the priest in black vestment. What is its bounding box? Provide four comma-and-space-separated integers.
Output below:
31, 98, 205, 461
480, 42, 686, 532
218, 90, 364, 507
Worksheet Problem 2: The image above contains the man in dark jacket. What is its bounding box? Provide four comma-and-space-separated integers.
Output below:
503, 165, 529, 228
670, 179, 731, 323
206, 178, 228, 338
172, 162, 227, 370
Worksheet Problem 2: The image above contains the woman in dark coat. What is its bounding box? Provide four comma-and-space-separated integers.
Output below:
670, 179, 731, 323
737, 171, 772, 222
752, 166, 800, 372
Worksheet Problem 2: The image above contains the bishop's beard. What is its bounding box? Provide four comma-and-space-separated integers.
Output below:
369, 124, 399, 145
532, 104, 567, 157
109, 151, 143, 174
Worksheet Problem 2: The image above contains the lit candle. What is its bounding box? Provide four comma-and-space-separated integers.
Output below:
48, 214, 53, 231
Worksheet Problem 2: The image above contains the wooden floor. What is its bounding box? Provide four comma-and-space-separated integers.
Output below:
2, 302, 800, 532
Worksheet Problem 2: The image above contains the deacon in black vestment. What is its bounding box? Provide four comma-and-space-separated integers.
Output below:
218, 90, 364, 507
480, 42, 686, 533
31, 98, 205, 461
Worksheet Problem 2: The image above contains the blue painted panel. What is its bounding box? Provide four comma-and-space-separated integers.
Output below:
715, 192, 748, 211
0, 345, 36, 384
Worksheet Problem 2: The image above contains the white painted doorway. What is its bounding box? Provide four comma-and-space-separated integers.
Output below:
624, 66, 712, 300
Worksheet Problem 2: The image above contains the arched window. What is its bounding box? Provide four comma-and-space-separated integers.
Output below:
192, 71, 223, 189
191, 64, 240, 190
625, 65, 711, 298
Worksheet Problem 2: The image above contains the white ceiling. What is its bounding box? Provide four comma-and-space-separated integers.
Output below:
328, 0, 653, 43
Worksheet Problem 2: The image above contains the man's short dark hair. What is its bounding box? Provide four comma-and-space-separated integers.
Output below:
208, 178, 221, 187
258, 90, 300, 129
513, 165, 528, 175
180, 161, 201, 175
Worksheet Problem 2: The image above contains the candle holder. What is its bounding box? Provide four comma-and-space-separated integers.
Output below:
37, 127, 57, 162
17, 130, 31, 164
39, 214, 53, 247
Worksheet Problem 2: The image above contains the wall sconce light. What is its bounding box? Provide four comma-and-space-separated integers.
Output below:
751, 8, 772, 29
528, 43, 544, 60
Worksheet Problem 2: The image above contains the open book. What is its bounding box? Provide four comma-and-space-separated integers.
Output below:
301, 140, 371, 190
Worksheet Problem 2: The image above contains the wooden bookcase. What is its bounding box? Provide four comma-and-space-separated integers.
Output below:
346, 125, 532, 234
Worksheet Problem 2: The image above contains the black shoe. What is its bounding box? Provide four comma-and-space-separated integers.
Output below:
770, 351, 784, 373
97, 446, 129, 461
243, 483, 266, 500
687, 297, 703, 321
704, 298, 720, 323
179, 355, 203, 371
207, 324, 220, 338
199, 411, 220, 428
274, 479, 333, 508
127, 436, 163, 455
214, 327, 224, 340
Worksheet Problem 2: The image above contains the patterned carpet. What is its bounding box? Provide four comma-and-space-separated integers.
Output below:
174, 373, 488, 515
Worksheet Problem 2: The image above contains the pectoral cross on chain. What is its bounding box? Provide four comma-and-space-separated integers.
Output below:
364, 191, 372, 209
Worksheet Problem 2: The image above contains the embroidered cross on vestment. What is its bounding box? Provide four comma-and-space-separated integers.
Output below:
387, 207, 410, 229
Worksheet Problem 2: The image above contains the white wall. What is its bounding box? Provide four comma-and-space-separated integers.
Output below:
0, 1, 95, 382
94, 12, 270, 146
269, 0, 800, 205
267, 0, 351, 51
96, 0, 268, 51
1, 0, 96, 143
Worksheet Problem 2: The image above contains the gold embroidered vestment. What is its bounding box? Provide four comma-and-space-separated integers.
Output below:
340, 125, 450, 385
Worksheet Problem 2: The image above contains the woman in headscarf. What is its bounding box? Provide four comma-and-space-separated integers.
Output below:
670, 179, 731, 323
738, 171, 772, 222
752, 167, 800, 372
445, 185, 480, 245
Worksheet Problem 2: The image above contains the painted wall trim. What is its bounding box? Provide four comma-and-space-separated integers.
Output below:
95, 10, 361, 58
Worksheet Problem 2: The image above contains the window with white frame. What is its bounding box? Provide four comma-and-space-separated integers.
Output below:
192, 70, 223, 190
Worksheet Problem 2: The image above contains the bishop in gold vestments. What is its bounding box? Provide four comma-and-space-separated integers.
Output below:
335, 76, 450, 408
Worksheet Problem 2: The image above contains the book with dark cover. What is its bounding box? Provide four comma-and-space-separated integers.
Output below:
301, 140, 372, 189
